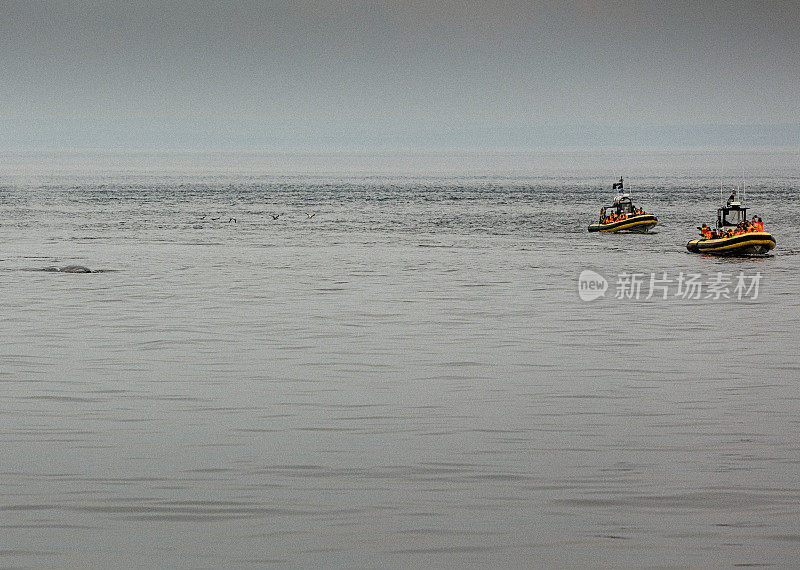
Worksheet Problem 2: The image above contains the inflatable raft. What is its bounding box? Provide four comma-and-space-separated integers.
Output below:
588, 178, 658, 233
588, 213, 659, 233
686, 191, 775, 255
686, 231, 775, 255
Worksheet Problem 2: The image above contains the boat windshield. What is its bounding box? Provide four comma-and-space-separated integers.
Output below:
719, 207, 747, 227
615, 201, 633, 214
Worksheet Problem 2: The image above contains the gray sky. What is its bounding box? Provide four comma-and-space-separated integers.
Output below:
2, 0, 799, 148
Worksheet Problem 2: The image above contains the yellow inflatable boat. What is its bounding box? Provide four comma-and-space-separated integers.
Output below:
686, 191, 775, 255
588, 178, 658, 233
588, 213, 659, 233
686, 231, 776, 254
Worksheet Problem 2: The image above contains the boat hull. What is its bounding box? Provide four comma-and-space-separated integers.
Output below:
686, 232, 776, 255
588, 214, 658, 233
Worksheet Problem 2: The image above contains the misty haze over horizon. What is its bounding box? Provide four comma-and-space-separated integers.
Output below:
2, 1, 799, 150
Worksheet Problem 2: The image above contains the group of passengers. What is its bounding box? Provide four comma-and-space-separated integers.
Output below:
599, 207, 646, 224
698, 216, 764, 239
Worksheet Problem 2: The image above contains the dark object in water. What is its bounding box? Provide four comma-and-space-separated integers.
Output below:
40, 265, 93, 273
60, 265, 92, 273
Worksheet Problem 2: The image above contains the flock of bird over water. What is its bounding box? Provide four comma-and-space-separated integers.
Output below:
188, 178, 774, 257
195, 212, 317, 224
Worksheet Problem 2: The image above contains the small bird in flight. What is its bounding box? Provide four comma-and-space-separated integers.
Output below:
306, 213, 315, 219
271, 214, 281, 220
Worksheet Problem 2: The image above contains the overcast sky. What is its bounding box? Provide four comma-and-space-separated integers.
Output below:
1, 0, 799, 148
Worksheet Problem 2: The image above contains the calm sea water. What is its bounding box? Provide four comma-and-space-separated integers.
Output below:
1, 149, 799, 567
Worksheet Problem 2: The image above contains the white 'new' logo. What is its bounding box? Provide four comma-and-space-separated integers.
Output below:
578, 270, 608, 301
